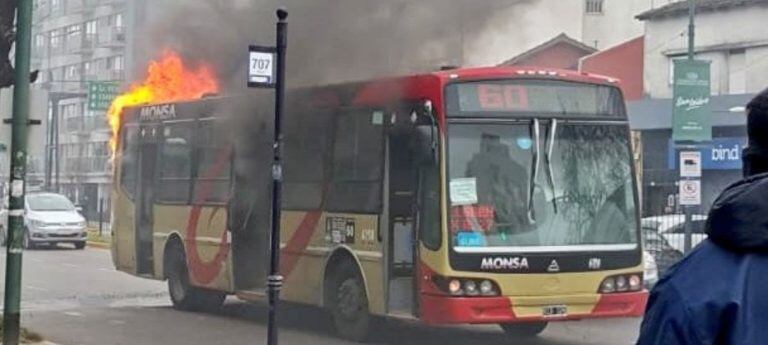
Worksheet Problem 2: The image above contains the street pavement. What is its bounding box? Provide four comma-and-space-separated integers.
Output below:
0, 246, 642, 345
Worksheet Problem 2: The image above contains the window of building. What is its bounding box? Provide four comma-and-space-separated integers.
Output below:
158, 122, 195, 203
51, 0, 61, 11
34, 34, 45, 49
108, 55, 124, 72
65, 64, 80, 79
326, 109, 384, 213
193, 120, 231, 205
585, 0, 604, 14
85, 20, 97, 37
728, 49, 746, 94
50, 30, 62, 48
114, 13, 124, 29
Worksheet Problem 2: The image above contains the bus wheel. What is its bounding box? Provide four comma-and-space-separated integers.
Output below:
167, 246, 225, 312
330, 264, 371, 342
500, 322, 548, 338
74, 241, 86, 250
167, 247, 199, 311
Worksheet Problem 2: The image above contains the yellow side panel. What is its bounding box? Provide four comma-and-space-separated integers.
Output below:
153, 204, 233, 292
279, 211, 385, 315
112, 190, 137, 274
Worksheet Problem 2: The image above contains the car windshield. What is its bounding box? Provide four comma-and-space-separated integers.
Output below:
27, 194, 76, 211
448, 122, 639, 252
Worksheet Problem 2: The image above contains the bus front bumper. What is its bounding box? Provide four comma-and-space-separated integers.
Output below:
419, 291, 647, 325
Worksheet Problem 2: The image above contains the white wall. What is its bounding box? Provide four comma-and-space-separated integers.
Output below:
644, 4, 768, 98
582, 0, 652, 50
0, 88, 50, 183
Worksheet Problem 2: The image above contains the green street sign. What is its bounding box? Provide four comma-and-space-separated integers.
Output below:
87, 81, 120, 111
672, 60, 712, 142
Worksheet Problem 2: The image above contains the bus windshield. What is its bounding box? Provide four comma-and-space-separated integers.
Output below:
447, 122, 639, 253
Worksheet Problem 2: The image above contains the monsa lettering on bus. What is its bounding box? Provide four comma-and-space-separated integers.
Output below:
140, 104, 177, 121
481, 257, 529, 270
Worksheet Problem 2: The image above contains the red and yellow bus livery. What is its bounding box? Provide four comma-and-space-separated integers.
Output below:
111, 66, 647, 340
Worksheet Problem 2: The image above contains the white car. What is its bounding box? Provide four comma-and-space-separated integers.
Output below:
22, 193, 88, 249
642, 214, 708, 253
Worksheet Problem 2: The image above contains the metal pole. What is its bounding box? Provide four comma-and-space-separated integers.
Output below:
98, 197, 103, 236
682, 0, 696, 253
3, 1, 34, 344
688, 0, 695, 60
267, 8, 288, 345
54, 97, 59, 192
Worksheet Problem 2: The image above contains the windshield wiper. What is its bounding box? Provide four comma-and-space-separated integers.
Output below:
544, 119, 558, 214
528, 119, 540, 225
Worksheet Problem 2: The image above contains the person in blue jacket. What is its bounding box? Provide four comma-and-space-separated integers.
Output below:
636, 89, 768, 344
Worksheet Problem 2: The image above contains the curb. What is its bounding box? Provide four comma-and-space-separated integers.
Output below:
86, 241, 110, 250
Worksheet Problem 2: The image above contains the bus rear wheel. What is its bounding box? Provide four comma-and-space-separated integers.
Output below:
500, 322, 548, 338
167, 246, 225, 312
330, 264, 371, 342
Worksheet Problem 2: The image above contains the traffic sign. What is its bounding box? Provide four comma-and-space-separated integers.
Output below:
87, 81, 120, 111
679, 180, 701, 206
680, 151, 702, 177
248, 45, 277, 88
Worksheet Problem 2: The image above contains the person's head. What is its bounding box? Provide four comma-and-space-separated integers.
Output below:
744, 88, 768, 177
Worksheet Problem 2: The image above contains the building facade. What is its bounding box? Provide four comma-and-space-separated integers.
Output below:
30, 0, 126, 220
632, 0, 768, 216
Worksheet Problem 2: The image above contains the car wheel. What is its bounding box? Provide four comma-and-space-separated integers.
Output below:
500, 322, 548, 338
166, 245, 225, 311
330, 264, 371, 342
74, 241, 86, 250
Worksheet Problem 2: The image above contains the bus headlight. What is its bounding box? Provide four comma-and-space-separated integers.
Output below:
464, 280, 479, 296
599, 273, 644, 294
435, 276, 500, 297
616, 276, 628, 292
600, 277, 616, 293
448, 279, 462, 295
479, 280, 496, 296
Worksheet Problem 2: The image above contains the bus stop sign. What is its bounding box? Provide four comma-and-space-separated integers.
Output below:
248, 45, 277, 88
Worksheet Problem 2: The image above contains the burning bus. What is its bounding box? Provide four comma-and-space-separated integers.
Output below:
110, 58, 646, 340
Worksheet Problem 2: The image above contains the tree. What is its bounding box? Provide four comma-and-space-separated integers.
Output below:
0, 0, 37, 89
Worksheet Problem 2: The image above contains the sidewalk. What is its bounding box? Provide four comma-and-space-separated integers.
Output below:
86, 227, 111, 250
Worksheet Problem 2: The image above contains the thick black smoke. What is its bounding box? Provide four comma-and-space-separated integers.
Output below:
131, 0, 537, 91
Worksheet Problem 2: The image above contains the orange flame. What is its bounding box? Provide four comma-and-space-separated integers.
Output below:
107, 49, 220, 153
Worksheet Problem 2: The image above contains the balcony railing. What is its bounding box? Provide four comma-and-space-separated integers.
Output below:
97, 27, 125, 48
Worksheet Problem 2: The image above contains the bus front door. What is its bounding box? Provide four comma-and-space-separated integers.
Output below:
135, 123, 158, 276
386, 131, 419, 316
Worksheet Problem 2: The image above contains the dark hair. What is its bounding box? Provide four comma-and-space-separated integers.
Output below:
744, 88, 768, 176
747, 87, 768, 148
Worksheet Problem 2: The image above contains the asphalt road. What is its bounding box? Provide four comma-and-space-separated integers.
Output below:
0, 246, 643, 345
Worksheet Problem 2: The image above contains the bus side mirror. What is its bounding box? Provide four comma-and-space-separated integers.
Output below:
414, 125, 438, 166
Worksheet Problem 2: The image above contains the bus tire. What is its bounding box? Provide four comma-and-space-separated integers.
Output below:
329, 264, 371, 342
166, 244, 225, 312
167, 245, 199, 311
499, 322, 548, 338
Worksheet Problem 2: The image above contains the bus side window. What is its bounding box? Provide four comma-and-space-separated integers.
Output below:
120, 125, 139, 199
327, 109, 384, 213
194, 120, 231, 205
419, 164, 442, 250
158, 122, 195, 203
283, 108, 332, 210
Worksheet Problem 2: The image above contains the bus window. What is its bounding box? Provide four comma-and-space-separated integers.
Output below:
283, 108, 332, 210
327, 109, 384, 213
158, 122, 195, 203
120, 125, 139, 199
194, 120, 231, 205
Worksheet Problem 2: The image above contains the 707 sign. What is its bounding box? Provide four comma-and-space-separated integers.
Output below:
248, 45, 277, 88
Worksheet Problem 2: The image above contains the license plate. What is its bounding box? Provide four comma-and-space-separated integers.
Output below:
542, 305, 568, 317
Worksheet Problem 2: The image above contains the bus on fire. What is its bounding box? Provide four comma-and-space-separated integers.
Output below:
111, 66, 646, 340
